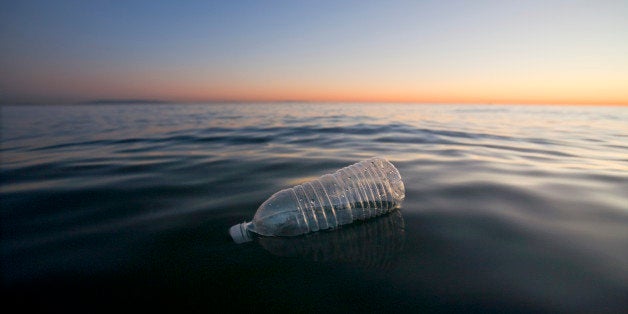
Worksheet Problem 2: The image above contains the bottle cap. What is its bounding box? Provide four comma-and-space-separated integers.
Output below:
229, 222, 253, 244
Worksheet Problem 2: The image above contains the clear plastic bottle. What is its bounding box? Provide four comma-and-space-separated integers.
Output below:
230, 157, 405, 243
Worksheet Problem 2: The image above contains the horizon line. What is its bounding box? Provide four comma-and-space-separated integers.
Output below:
1, 99, 627, 106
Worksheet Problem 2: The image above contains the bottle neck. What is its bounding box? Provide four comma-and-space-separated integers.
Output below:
229, 221, 253, 244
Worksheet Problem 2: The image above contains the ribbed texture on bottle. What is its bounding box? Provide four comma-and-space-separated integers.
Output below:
291, 157, 404, 233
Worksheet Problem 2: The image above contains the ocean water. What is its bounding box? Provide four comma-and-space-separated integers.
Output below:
1, 103, 627, 312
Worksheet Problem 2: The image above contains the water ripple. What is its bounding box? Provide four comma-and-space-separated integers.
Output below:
1, 104, 627, 312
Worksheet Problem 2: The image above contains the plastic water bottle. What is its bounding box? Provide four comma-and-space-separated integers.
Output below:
230, 157, 405, 243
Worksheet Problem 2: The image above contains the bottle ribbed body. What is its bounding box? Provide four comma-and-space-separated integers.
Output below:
248, 157, 405, 237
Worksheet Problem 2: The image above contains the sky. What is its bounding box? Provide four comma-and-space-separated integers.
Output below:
1, 0, 627, 105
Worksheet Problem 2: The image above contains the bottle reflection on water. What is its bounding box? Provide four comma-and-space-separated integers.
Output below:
258, 209, 405, 271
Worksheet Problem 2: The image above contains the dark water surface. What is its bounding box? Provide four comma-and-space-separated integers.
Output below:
2, 103, 627, 312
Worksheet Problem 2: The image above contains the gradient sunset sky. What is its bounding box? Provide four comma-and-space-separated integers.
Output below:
1, 0, 627, 105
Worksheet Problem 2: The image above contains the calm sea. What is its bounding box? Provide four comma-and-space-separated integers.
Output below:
1, 103, 627, 312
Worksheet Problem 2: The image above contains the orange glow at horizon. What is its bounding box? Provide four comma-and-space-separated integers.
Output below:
132, 76, 628, 106
5, 65, 626, 105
